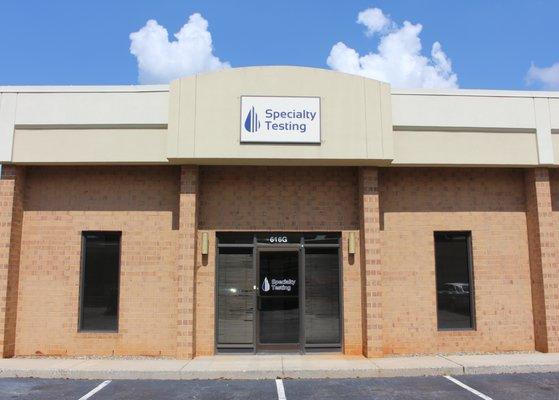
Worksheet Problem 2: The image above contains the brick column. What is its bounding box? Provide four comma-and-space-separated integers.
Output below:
177, 166, 198, 358
358, 167, 382, 357
0, 165, 25, 358
525, 168, 559, 352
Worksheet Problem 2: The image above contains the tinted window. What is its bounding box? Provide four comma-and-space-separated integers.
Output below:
305, 248, 341, 344
302, 233, 340, 245
217, 233, 254, 245
435, 232, 474, 330
217, 247, 254, 345
80, 232, 121, 332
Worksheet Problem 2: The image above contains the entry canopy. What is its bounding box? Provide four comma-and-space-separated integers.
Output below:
166, 66, 394, 165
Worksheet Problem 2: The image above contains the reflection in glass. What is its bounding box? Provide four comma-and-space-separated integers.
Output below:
217, 248, 254, 345
80, 232, 120, 332
435, 232, 474, 330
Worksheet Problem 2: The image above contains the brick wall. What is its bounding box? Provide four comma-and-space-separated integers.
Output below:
544, 169, 559, 352
3, 164, 546, 357
0, 166, 25, 357
194, 230, 215, 356
15, 166, 180, 356
525, 169, 553, 352
198, 166, 359, 231
177, 166, 198, 358
358, 168, 382, 357
12, 165, 364, 357
341, 230, 363, 355
379, 168, 534, 354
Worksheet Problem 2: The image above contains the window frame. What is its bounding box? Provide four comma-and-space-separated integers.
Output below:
433, 231, 476, 332
78, 231, 122, 333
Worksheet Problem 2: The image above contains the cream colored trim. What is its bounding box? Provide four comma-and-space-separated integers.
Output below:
14, 92, 168, 126
0, 93, 17, 163
534, 98, 554, 165
379, 83, 394, 160
168, 66, 392, 163
392, 88, 559, 98
14, 124, 167, 130
1, 67, 559, 166
12, 128, 167, 163
177, 77, 197, 158
393, 130, 539, 166
393, 126, 536, 133
166, 80, 181, 159
166, 157, 392, 166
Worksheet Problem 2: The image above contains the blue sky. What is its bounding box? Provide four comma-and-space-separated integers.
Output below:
0, 0, 557, 89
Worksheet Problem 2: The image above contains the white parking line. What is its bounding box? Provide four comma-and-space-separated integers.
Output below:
275, 378, 286, 400
78, 380, 112, 400
444, 375, 493, 400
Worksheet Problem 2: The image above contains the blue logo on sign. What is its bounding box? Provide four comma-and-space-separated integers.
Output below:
244, 106, 260, 133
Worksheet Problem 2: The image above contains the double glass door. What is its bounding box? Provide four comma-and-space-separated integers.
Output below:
216, 232, 341, 353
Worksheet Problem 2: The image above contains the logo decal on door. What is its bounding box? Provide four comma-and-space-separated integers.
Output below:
261, 277, 271, 292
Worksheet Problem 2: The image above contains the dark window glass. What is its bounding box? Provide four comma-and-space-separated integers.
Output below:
258, 252, 299, 343
305, 248, 341, 344
217, 247, 254, 345
258, 297, 299, 343
217, 233, 254, 245
302, 233, 341, 245
435, 232, 474, 330
80, 232, 121, 332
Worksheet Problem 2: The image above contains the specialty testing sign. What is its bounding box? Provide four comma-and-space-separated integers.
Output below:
240, 96, 321, 143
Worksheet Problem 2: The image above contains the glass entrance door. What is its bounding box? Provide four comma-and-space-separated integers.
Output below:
257, 250, 300, 351
216, 232, 342, 354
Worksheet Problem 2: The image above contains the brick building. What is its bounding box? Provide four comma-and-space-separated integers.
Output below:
0, 66, 558, 358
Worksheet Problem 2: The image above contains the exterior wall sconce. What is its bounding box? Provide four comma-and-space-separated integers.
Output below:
348, 232, 356, 255
201, 232, 209, 255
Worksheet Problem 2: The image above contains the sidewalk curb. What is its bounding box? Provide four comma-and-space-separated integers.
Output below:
462, 364, 559, 375
374, 366, 464, 378
2, 364, 559, 380
282, 368, 380, 379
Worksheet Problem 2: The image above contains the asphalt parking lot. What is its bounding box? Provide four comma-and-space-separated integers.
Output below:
0, 372, 558, 400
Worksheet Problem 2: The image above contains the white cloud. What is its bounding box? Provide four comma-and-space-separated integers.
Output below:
130, 13, 230, 84
526, 62, 559, 90
327, 8, 458, 89
357, 8, 391, 36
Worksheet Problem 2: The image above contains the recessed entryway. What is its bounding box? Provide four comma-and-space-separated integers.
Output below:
216, 232, 342, 354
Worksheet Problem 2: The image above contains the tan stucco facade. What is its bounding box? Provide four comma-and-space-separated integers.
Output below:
1, 67, 559, 358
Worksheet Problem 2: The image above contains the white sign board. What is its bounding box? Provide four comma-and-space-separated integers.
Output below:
240, 96, 320, 143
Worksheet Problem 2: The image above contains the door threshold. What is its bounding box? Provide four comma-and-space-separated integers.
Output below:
256, 350, 303, 355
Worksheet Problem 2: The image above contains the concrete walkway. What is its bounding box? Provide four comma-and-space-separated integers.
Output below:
1, 353, 559, 380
